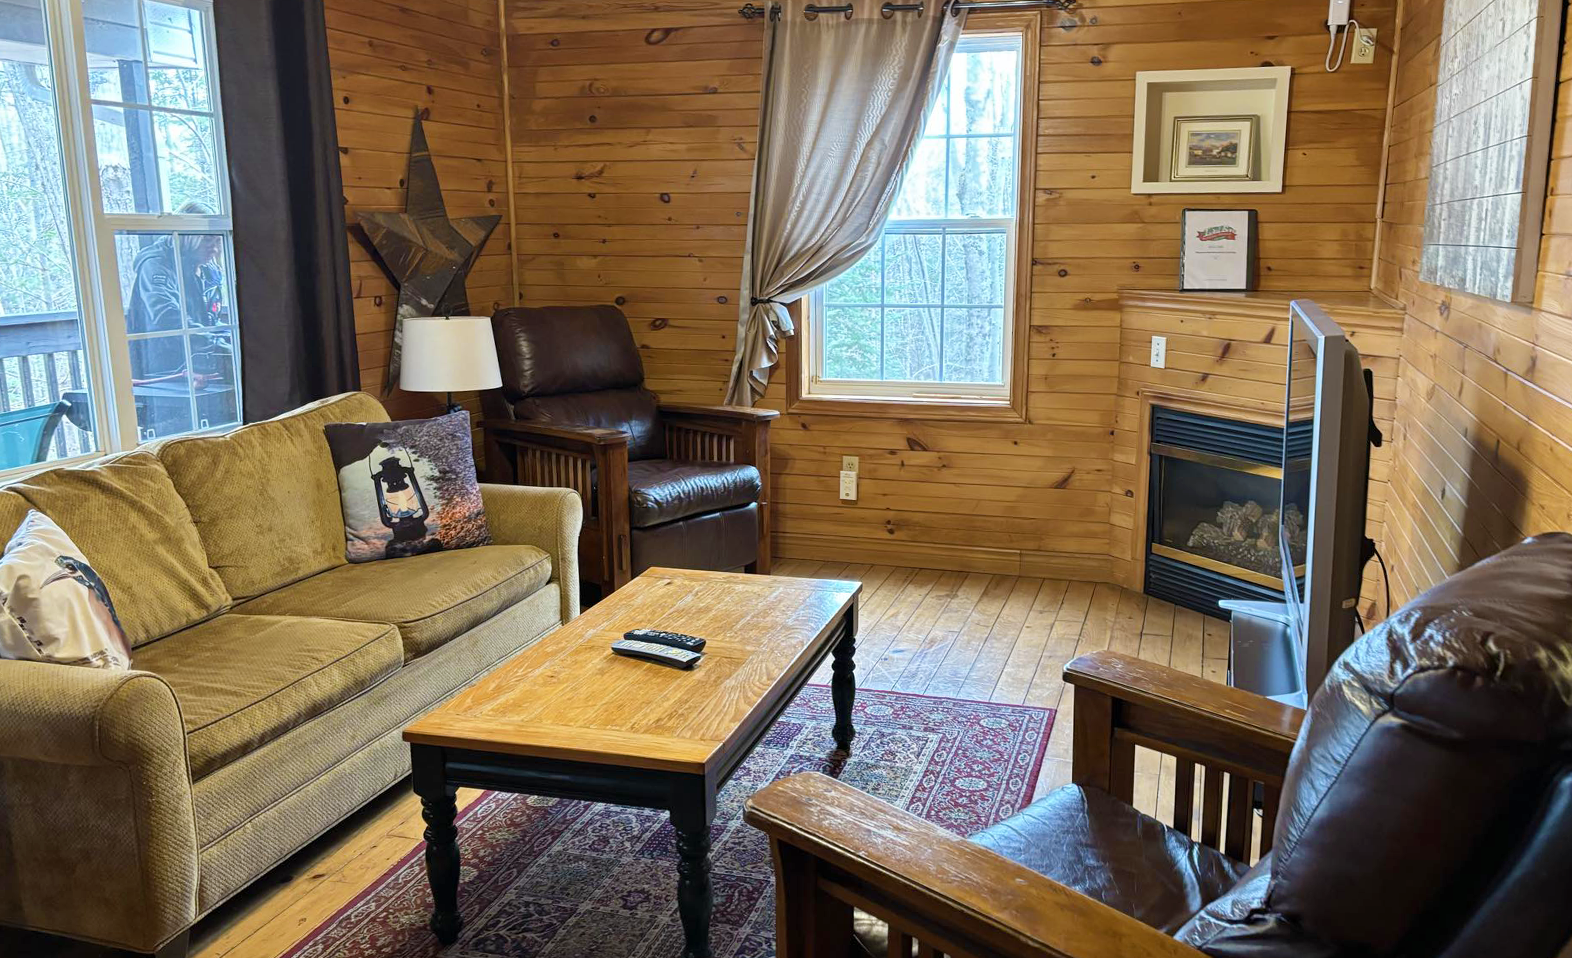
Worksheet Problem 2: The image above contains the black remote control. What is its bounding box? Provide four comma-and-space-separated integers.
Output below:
623, 628, 707, 653
611, 638, 703, 669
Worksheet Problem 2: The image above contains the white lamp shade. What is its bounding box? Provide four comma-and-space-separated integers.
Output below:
398, 316, 503, 393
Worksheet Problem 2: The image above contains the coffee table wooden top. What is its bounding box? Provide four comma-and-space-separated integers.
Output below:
404, 568, 859, 777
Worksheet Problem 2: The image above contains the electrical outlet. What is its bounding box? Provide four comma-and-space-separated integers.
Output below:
1351, 27, 1377, 64
841, 455, 859, 473
838, 470, 858, 501
1150, 335, 1167, 369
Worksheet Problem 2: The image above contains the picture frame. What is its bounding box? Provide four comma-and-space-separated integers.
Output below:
1169, 115, 1259, 182
1180, 209, 1258, 291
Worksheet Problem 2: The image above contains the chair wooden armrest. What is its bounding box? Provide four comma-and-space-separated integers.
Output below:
745, 771, 1204, 958
482, 419, 632, 592
482, 418, 631, 448
658, 402, 781, 422
1065, 650, 1304, 863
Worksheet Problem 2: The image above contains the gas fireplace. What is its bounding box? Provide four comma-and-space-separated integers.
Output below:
1144, 407, 1309, 617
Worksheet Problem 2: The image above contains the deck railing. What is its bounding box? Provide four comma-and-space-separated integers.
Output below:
0, 310, 93, 461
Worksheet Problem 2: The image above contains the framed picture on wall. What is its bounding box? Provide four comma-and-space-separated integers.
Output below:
1170, 115, 1259, 181
1180, 209, 1258, 291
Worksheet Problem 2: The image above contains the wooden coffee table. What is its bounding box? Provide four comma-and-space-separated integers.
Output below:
403, 568, 860, 958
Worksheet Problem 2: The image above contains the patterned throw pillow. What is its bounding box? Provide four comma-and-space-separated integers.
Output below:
0, 510, 130, 669
323, 410, 492, 563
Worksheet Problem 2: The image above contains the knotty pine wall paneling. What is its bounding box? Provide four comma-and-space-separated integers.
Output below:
326, 0, 515, 421
1375, 0, 1572, 604
507, 0, 1396, 578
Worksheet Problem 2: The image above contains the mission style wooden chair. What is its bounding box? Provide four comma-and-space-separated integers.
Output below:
481, 305, 777, 596
746, 533, 1572, 958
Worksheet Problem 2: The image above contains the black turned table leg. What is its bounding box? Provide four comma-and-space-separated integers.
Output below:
830, 619, 856, 754
672, 805, 714, 958
413, 747, 462, 944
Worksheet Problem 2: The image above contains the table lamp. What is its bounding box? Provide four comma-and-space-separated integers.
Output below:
398, 315, 502, 414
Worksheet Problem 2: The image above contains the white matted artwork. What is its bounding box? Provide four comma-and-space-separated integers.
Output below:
1420, 0, 1563, 303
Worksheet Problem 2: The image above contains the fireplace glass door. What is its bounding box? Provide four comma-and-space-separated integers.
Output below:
1149, 446, 1304, 589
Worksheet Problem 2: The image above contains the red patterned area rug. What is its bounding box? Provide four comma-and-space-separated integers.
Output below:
283, 686, 1054, 958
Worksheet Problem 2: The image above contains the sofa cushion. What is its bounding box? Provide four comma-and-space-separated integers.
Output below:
157, 391, 390, 601
627, 460, 761, 528
232, 544, 552, 661
133, 613, 401, 779
6, 449, 230, 647
969, 784, 1248, 935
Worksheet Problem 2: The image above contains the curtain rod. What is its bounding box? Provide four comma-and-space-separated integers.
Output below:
738, 0, 1075, 20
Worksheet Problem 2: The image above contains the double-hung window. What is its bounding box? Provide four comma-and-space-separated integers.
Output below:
801, 22, 1032, 413
0, 0, 238, 474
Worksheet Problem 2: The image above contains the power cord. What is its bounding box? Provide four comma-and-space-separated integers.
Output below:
1325, 19, 1361, 72
1374, 544, 1392, 621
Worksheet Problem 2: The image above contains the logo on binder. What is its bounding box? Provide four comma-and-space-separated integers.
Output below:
1195, 225, 1238, 242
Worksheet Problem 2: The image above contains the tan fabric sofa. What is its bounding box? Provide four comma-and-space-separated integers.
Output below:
0, 392, 581, 957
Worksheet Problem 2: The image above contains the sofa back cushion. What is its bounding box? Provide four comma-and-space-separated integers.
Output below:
5, 450, 230, 647
1178, 533, 1572, 957
158, 391, 389, 600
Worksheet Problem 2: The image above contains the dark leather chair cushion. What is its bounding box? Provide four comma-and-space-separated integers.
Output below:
514, 387, 665, 461
969, 784, 1247, 935
631, 503, 758, 576
492, 305, 643, 400
627, 460, 761, 528
1179, 533, 1572, 958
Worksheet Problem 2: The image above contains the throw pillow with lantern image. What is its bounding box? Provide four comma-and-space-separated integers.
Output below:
324, 411, 491, 562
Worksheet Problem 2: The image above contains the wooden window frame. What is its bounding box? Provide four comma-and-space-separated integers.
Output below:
784, 10, 1038, 423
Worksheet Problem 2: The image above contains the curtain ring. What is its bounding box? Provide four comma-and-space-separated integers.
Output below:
881, 1, 923, 16
803, 3, 854, 19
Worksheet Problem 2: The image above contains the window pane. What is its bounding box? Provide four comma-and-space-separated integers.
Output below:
825, 242, 881, 304
949, 47, 1019, 135
948, 135, 1014, 218
890, 138, 945, 219
0, 2, 102, 465
145, 1, 212, 111
89, 0, 221, 215
115, 231, 239, 440
941, 308, 1005, 383
883, 308, 939, 382
822, 306, 881, 380
943, 232, 1006, 305
883, 233, 942, 304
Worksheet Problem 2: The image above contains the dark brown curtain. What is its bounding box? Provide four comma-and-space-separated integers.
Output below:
215, 0, 358, 422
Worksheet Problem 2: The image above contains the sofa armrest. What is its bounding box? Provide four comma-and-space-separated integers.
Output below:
745, 772, 1203, 958
0, 660, 197, 953
481, 483, 584, 622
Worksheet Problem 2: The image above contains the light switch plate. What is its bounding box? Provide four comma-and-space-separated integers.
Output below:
1351, 27, 1377, 63
839, 470, 857, 501
1150, 335, 1167, 368
841, 455, 859, 473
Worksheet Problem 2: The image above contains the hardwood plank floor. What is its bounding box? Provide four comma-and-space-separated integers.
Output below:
15, 565, 1228, 958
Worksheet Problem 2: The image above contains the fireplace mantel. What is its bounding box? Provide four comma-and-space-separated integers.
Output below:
1110, 288, 1402, 622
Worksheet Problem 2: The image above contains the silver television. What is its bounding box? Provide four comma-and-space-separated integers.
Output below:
1280, 300, 1377, 696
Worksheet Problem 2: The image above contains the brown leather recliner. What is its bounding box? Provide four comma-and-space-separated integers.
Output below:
747, 533, 1572, 958
481, 305, 777, 595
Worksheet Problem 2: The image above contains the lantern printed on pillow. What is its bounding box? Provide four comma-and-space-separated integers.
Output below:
324, 410, 492, 562
0, 510, 130, 669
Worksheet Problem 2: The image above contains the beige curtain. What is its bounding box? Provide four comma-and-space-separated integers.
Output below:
725, 0, 965, 406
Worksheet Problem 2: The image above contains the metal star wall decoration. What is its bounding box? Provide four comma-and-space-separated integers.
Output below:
358, 112, 501, 396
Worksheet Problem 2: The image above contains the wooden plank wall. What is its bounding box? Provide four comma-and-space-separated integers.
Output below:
505, 0, 1396, 579
325, 0, 514, 421
1375, 0, 1572, 603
